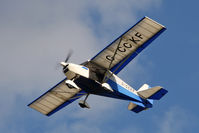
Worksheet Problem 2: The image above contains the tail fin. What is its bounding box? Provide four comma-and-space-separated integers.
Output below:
137, 84, 168, 100
128, 84, 168, 113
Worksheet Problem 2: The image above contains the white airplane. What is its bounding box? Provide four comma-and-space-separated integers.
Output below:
28, 16, 168, 116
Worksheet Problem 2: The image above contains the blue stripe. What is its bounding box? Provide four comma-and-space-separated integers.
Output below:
91, 16, 147, 60
148, 99, 154, 105
107, 79, 143, 102
131, 105, 146, 113
111, 27, 166, 74
82, 66, 88, 70
148, 88, 168, 100
47, 90, 86, 116
107, 79, 154, 109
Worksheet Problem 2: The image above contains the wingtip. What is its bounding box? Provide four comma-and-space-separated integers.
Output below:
144, 16, 166, 29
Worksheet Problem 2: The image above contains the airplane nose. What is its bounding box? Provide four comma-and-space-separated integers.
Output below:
60, 62, 67, 67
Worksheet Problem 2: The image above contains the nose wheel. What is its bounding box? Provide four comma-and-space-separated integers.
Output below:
79, 94, 90, 109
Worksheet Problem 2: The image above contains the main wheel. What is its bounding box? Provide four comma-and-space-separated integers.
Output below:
78, 100, 90, 109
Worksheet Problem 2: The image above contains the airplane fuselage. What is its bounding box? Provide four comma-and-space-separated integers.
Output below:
63, 63, 151, 108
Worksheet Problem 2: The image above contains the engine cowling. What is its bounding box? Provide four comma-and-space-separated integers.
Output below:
63, 63, 89, 79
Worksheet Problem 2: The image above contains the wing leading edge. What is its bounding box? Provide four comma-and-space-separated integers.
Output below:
28, 78, 87, 116
90, 16, 166, 74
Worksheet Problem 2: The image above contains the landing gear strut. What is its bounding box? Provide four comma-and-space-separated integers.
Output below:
79, 94, 90, 109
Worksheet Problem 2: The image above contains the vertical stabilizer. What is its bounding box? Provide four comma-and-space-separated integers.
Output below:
138, 84, 150, 91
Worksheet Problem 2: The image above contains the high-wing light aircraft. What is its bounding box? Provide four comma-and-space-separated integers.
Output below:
28, 16, 168, 116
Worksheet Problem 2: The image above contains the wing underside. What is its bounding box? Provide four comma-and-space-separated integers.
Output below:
89, 16, 166, 74
28, 78, 87, 116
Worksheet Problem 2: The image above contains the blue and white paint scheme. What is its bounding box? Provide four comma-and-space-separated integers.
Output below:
28, 16, 168, 116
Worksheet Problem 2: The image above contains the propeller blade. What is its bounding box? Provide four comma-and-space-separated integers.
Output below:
65, 50, 73, 62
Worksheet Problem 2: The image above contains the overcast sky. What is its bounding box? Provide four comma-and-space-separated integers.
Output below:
0, 0, 199, 133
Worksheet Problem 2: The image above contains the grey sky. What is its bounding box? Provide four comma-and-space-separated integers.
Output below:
1, 0, 196, 133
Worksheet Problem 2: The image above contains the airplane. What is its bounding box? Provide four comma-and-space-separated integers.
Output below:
28, 16, 168, 116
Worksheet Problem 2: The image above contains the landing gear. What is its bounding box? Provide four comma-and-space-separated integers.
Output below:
79, 94, 90, 109
66, 83, 74, 88
65, 78, 80, 90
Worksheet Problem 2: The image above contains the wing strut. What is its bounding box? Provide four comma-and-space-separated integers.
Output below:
107, 37, 123, 70
103, 54, 132, 83
102, 37, 123, 82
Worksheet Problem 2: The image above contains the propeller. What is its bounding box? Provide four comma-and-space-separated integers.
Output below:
65, 50, 73, 63
60, 50, 73, 69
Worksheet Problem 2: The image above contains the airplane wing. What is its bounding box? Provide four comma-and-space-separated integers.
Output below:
89, 16, 166, 75
28, 78, 87, 116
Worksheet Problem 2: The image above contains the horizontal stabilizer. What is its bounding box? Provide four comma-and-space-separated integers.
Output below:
137, 84, 168, 100
148, 88, 168, 100
128, 102, 146, 113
